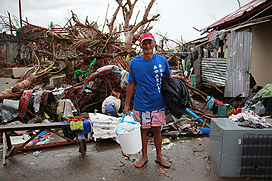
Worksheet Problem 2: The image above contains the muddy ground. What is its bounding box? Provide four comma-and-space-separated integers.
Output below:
0, 96, 271, 181
1, 135, 271, 181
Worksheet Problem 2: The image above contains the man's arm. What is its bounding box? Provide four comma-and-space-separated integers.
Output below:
123, 82, 135, 114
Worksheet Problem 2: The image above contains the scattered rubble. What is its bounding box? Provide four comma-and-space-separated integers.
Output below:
1, 1, 272, 153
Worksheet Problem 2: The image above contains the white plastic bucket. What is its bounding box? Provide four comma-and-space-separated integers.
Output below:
115, 121, 142, 155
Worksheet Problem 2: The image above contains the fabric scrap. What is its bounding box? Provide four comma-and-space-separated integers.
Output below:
252, 84, 272, 99
63, 99, 77, 118
229, 110, 272, 128
56, 100, 65, 114
33, 91, 43, 113
70, 121, 84, 131
104, 104, 116, 117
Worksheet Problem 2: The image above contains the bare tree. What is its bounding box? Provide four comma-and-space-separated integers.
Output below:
107, 0, 160, 49
0, 11, 20, 34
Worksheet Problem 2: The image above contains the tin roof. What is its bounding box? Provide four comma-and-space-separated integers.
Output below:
208, 0, 268, 29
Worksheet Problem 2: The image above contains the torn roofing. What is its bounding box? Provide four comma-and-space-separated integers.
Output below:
207, 0, 270, 30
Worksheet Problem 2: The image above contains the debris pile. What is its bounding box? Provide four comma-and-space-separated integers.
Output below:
0, 11, 138, 125
1, 2, 271, 151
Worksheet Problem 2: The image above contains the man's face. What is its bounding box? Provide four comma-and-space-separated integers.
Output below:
140, 39, 156, 55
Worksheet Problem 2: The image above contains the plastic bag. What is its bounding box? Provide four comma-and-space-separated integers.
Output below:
120, 70, 128, 89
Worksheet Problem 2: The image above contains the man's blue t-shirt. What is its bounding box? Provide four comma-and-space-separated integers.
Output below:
128, 54, 171, 111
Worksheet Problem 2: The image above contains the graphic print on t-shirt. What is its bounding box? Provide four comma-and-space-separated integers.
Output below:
154, 64, 163, 93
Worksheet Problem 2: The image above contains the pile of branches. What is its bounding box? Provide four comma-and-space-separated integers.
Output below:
0, 9, 142, 125
0, 10, 137, 99
0, 0, 191, 124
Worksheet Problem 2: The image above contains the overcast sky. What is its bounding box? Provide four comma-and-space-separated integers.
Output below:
1, 0, 252, 42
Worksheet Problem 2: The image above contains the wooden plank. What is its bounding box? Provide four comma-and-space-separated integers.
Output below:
17, 141, 75, 150
0, 122, 70, 132
2, 132, 7, 165
6, 146, 15, 160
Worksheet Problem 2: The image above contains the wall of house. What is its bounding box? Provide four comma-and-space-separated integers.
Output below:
251, 21, 272, 88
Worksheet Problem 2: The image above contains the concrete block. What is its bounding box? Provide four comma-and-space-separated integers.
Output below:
12, 67, 34, 78
3, 67, 34, 78
3, 68, 13, 78
0, 78, 19, 92
49, 75, 66, 87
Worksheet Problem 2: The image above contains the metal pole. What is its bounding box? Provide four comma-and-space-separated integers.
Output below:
7, 12, 13, 35
19, 0, 22, 28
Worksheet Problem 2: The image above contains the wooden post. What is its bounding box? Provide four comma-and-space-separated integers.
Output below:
220, 46, 224, 58
2, 132, 7, 165
207, 49, 211, 58
5, 42, 12, 64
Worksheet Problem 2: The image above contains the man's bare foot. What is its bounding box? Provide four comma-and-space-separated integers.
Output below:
135, 157, 148, 168
155, 157, 171, 168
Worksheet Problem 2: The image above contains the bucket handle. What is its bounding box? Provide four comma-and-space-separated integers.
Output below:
115, 111, 138, 136
119, 111, 137, 123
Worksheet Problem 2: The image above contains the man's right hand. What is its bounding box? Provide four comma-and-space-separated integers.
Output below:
123, 105, 130, 114
123, 82, 135, 115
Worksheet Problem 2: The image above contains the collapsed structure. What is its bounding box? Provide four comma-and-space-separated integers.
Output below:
0, 0, 272, 178
1, 0, 272, 137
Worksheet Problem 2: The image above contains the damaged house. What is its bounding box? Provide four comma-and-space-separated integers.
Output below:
184, 0, 272, 98
180, 0, 272, 178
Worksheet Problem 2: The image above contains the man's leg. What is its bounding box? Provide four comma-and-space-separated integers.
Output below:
153, 126, 170, 168
135, 128, 148, 168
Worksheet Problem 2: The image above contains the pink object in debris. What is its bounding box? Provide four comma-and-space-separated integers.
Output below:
18, 90, 33, 117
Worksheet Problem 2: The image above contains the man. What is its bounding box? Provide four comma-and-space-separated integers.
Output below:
123, 32, 171, 168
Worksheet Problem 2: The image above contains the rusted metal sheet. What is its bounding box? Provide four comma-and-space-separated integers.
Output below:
208, 0, 267, 29
224, 31, 252, 98
201, 58, 227, 86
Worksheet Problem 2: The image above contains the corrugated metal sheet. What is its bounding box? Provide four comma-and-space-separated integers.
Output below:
208, 0, 267, 29
201, 58, 227, 86
224, 31, 252, 97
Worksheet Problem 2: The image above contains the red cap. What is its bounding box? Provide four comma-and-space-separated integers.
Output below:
139, 32, 155, 43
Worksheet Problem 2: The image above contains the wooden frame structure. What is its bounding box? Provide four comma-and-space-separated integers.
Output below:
0, 122, 87, 165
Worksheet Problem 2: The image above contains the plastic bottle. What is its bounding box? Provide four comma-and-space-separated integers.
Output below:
36, 138, 50, 145
33, 151, 41, 157
43, 138, 50, 144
